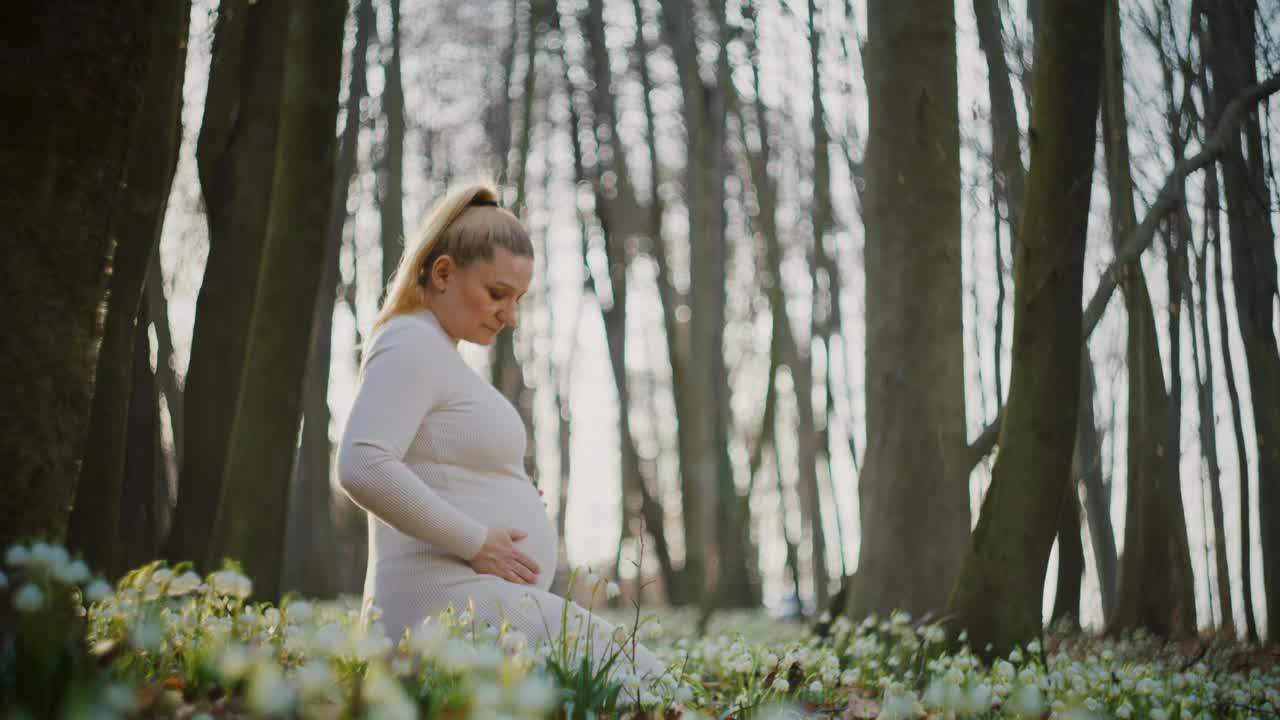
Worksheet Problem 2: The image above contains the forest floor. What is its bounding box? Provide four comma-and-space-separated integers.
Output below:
5, 547, 1280, 718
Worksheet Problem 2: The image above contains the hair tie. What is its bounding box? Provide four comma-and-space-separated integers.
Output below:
469, 197, 499, 208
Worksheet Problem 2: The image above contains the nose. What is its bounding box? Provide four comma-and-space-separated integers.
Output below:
498, 302, 519, 329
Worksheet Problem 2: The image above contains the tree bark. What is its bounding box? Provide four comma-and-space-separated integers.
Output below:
849, 0, 967, 620
656, 0, 734, 609
1205, 0, 1280, 644
1075, 351, 1117, 619
115, 301, 167, 576
946, 0, 1105, 659
146, 254, 184, 474
212, 0, 347, 600
0, 4, 153, 549
1102, 0, 1196, 638
575, 0, 682, 603
166, 0, 290, 568
284, 0, 376, 598
378, 0, 406, 292
66, 0, 190, 573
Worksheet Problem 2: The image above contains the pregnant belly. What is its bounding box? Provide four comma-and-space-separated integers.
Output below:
442, 472, 559, 579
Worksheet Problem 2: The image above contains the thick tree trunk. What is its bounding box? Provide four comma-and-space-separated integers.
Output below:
166, 0, 290, 568
656, 0, 735, 609
946, 0, 1104, 659
212, 0, 347, 600
284, 0, 376, 598
0, 4, 153, 549
1206, 0, 1280, 643
850, 0, 967, 620
67, 0, 190, 573
1103, 0, 1196, 638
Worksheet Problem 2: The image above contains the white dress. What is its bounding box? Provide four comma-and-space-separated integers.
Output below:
336, 308, 665, 681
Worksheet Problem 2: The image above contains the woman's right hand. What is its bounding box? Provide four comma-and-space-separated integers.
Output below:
469, 526, 541, 584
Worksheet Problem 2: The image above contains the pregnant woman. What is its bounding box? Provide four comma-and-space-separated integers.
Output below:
337, 182, 666, 684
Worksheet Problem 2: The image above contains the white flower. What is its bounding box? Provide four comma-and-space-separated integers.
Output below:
773, 678, 790, 693
287, 600, 313, 623
217, 643, 252, 681
296, 659, 334, 697
247, 661, 294, 716
1005, 684, 1044, 718
13, 583, 44, 612
808, 680, 823, 694
585, 572, 601, 589
513, 675, 556, 712
129, 620, 165, 652
5, 544, 30, 567
166, 571, 201, 596
606, 581, 621, 599
84, 579, 112, 604
52, 559, 90, 584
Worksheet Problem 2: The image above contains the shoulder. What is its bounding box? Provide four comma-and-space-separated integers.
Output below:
364, 312, 456, 369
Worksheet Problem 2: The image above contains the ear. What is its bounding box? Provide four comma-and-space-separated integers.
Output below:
428, 255, 455, 291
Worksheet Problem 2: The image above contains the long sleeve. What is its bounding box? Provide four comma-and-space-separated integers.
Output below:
337, 317, 488, 560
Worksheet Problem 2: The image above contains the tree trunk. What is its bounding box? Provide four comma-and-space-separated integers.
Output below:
66, 0, 190, 573
212, 0, 347, 600
116, 301, 166, 576
378, 0, 406, 292
284, 0, 375, 598
146, 254, 184, 474
946, 0, 1105, 659
0, 4, 153, 549
575, 0, 681, 603
630, 0, 698, 606
1206, 0, 1280, 644
656, 0, 734, 609
166, 0, 290, 568
850, 0, 967, 620
491, 0, 538, 485
1075, 351, 1117, 619
1103, 0, 1196, 638
1207, 138, 1259, 641
1051, 486, 1084, 626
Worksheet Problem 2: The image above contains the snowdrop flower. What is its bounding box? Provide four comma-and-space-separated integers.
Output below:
502, 629, 528, 652
53, 559, 90, 585
585, 571, 601, 590
13, 583, 44, 612
287, 600, 313, 623
217, 643, 252, 681
606, 580, 621, 599
513, 675, 556, 713
773, 678, 790, 693
5, 544, 30, 567
247, 661, 294, 716
129, 619, 165, 652
166, 571, 201, 596
808, 680, 823, 694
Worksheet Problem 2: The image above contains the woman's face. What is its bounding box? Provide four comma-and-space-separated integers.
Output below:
425, 247, 533, 345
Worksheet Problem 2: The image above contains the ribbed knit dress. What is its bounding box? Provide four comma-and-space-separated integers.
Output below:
337, 308, 664, 681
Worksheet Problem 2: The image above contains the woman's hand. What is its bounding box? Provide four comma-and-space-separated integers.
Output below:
469, 526, 542, 584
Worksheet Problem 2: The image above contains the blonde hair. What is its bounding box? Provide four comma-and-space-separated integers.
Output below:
372, 182, 533, 337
